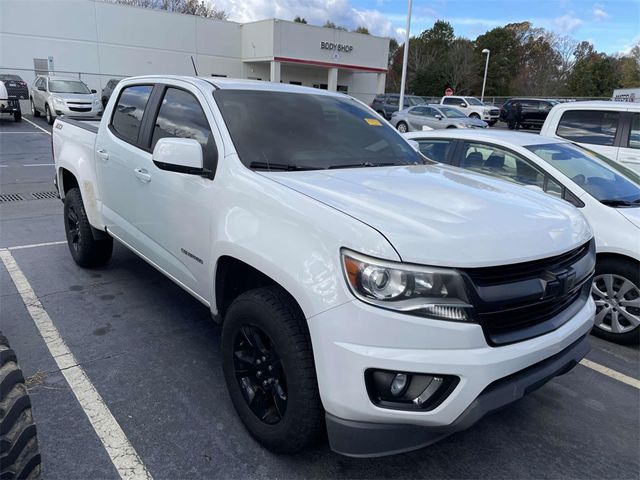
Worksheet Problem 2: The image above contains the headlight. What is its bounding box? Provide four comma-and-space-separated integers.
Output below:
93, 98, 101, 107
52, 97, 64, 106
341, 250, 472, 321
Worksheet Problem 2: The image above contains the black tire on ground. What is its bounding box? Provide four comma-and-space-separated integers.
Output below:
0, 333, 42, 480
30, 100, 40, 118
591, 258, 640, 345
63, 188, 113, 268
14, 111, 21, 122
446, 125, 457, 129
222, 286, 323, 454
488, 120, 497, 127
45, 105, 54, 125
396, 121, 408, 133
469, 113, 481, 119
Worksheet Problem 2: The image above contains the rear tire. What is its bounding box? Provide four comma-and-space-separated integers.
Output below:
0, 333, 42, 480
14, 111, 21, 123
591, 258, 640, 345
30, 100, 40, 118
45, 105, 54, 125
222, 286, 323, 454
396, 121, 408, 133
63, 188, 113, 268
470, 113, 481, 120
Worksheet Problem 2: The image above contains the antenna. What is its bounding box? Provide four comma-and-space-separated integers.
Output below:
190, 56, 198, 76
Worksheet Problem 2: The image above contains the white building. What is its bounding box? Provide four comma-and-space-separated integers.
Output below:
0, 0, 390, 103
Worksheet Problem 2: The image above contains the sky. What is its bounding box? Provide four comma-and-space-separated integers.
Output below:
211, 0, 640, 55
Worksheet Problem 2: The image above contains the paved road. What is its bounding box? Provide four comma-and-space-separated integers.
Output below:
0, 115, 638, 479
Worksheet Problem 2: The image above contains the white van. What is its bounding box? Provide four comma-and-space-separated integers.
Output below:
541, 101, 640, 173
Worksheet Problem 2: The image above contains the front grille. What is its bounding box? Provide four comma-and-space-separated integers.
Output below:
489, 109, 500, 116
463, 240, 595, 346
69, 107, 92, 112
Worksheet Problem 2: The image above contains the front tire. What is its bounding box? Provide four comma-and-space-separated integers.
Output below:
591, 258, 640, 345
396, 121, 408, 133
0, 333, 42, 479
45, 104, 54, 125
14, 111, 21, 122
30, 100, 40, 117
222, 286, 323, 454
64, 188, 113, 268
469, 113, 481, 120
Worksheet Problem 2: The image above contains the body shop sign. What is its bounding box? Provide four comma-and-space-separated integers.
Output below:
320, 42, 353, 53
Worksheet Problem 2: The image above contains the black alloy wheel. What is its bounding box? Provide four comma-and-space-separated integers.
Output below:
233, 324, 288, 425
66, 205, 81, 254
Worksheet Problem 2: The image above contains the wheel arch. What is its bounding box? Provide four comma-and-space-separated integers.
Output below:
596, 251, 640, 270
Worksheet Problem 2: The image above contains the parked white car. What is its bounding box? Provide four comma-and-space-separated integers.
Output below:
30, 75, 102, 125
406, 129, 640, 344
540, 101, 640, 174
52, 76, 596, 457
440, 96, 500, 125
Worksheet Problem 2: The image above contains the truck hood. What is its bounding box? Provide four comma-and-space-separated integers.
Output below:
264, 164, 592, 267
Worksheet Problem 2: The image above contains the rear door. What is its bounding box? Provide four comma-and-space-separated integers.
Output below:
95, 83, 154, 247
616, 111, 640, 172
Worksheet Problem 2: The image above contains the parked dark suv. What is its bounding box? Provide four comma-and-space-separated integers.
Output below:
101, 78, 121, 107
500, 98, 559, 129
370, 94, 425, 120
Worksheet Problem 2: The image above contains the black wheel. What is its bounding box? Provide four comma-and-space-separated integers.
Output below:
101, 97, 107, 108
30, 100, 40, 118
222, 286, 323, 454
14, 111, 21, 123
45, 105, 54, 125
0, 333, 42, 479
469, 113, 481, 120
396, 121, 408, 133
64, 188, 113, 268
488, 120, 497, 127
591, 258, 639, 345
446, 125, 457, 129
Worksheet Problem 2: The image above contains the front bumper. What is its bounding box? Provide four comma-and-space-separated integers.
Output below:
52, 103, 102, 118
308, 296, 594, 456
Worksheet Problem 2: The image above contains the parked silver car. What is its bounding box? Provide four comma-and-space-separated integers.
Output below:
391, 104, 488, 132
30, 76, 102, 125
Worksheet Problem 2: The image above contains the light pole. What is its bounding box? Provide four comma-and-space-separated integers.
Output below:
398, 0, 412, 113
480, 48, 490, 103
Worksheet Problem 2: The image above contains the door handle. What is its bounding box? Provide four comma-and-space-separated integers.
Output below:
134, 168, 151, 183
96, 149, 109, 161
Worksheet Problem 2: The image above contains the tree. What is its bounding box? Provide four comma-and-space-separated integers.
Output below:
108, 0, 227, 19
444, 38, 478, 95
475, 26, 521, 96
354, 26, 369, 34
567, 50, 620, 96
323, 21, 347, 31
293, 16, 307, 24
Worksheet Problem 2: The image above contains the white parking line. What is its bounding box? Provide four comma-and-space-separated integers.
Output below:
8, 240, 67, 251
0, 249, 153, 480
580, 359, 640, 390
23, 163, 54, 167
22, 117, 52, 136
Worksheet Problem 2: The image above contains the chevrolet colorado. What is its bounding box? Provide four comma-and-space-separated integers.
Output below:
52, 76, 596, 457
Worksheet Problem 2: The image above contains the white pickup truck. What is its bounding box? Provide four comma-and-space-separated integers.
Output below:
52, 75, 596, 457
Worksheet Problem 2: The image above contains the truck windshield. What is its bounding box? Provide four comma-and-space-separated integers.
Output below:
0, 74, 22, 81
49, 80, 91, 94
214, 90, 425, 171
526, 142, 640, 205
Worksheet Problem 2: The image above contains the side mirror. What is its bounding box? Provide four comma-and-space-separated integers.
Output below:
435, 114, 443, 120
152, 137, 209, 176
91, 89, 97, 94
459, 103, 466, 108
37, 86, 46, 91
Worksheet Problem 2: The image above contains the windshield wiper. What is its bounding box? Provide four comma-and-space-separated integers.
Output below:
600, 198, 640, 207
249, 161, 321, 171
328, 162, 399, 169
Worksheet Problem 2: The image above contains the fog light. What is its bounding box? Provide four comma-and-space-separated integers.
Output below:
390, 373, 408, 396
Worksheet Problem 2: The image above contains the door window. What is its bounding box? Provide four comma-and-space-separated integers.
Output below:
424, 107, 440, 117
556, 110, 620, 146
410, 107, 426, 116
111, 85, 153, 144
415, 140, 453, 163
629, 113, 640, 149
151, 87, 216, 169
442, 97, 461, 106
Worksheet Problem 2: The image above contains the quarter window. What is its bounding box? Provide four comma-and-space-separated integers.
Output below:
629, 113, 640, 150
151, 88, 216, 168
416, 140, 453, 163
111, 85, 153, 144
556, 110, 620, 146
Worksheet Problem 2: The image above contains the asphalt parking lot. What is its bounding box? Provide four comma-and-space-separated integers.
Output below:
1, 114, 639, 479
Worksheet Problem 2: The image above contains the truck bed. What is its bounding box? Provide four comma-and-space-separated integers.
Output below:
57, 116, 101, 134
